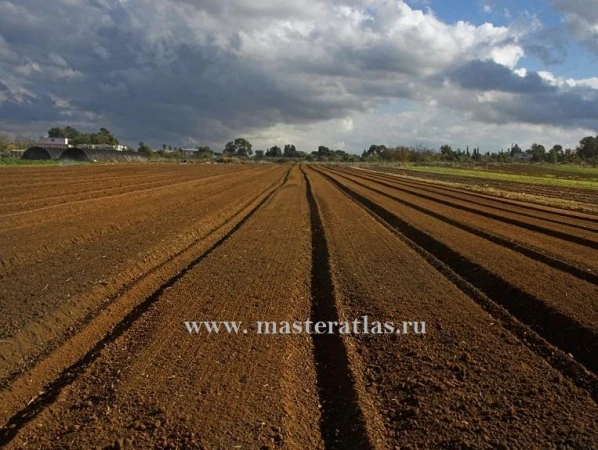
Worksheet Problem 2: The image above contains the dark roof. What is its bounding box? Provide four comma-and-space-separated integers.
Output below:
22, 146, 66, 160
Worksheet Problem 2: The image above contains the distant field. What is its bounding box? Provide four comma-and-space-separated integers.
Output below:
388, 164, 598, 189
361, 164, 598, 213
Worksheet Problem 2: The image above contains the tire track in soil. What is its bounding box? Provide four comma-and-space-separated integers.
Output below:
314, 167, 598, 397
356, 167, 598, 228
0, 167, 292, 447
303, 167, 373, 450
329, 168, 598, 285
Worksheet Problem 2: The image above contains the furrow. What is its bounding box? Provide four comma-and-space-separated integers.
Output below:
327, 167, 598, 284
352, 168, 598, 232
0, 167, 291, 445
315, 166, 598, 381
303, 167, 374, 450
356, 167, 598, 226
333, 168, 598, 250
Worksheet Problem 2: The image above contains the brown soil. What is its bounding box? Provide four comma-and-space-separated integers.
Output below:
0, 165, 282, 388
372, 166, 598, 205
306, 165, 598, 448
479, 163, 598, 180
320, 166, 598, 370
0, 163, 597, 449
345, 167, 598, 273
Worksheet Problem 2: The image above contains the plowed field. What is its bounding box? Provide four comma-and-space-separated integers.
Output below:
1, 163, 597, 449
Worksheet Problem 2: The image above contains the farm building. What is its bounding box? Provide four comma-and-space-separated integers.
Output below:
512, 152, 533, 161
22, 146, 66, 160
37, 136, 69, 148
10, 149, 26, 158
59, 148, 147, 162
78, 144, 128, 151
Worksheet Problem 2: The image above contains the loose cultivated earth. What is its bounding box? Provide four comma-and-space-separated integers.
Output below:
0, 163, 597, 449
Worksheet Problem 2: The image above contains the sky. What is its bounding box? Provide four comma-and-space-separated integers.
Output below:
0, 0, 597, 154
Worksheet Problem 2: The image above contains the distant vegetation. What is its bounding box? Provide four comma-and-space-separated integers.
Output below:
0, 134, 37, 152
224, 135, 598, 165
48, 126, 120, 146
358, 137, 598, 165
2, 125, 598, 166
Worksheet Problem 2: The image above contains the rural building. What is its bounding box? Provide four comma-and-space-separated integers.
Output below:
22, 146, 66, 160
59, 148, 147, 162
37, 137, 70, 148
511, 152, 533, 161
77, 144, 127, 151
182, 148, 198, 157
10, 149, 26, 158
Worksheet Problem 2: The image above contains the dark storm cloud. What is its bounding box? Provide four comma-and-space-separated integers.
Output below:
442, 60, 598, 130
0, 0, 373, 145
448, 60, 555, 94
0, 0, 596, 146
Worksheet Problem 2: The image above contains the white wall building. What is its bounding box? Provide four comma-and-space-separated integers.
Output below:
38, 136, 69, 148
78, 144, 127, 151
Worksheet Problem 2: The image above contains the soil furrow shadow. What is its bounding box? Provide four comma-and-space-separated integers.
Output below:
0, 167, 292, 447
302, 167, 374, 450
355, 168, 598, 229
329, 168, 598, 284
0, 166, 280, 388
315, 167, 598, 401
335, 168, 598, 249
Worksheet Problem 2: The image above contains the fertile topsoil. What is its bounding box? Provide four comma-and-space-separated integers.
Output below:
0, 163, 597, 449
370, 165, 598, 206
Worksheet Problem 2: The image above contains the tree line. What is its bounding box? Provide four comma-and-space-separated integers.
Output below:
221, 136, 598, 164
0, 134, 37, 152
360, 136, 598, 164
3, 125, 598, 165
48, 126, 120, 146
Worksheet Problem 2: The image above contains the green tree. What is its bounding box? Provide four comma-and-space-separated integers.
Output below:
48, 127, 65, 138
440, 144, 455, 161
530, 143, 546, 162
47, 126, 119, 146
265, 146, 282, 157
94, 127, 117, 145
317, 146, 331, 158
0, 133, 11, 152
548, 145, 563, 164
283, 144, 297, 157
196, 146, 214, 158
577, 136, 598, 159
76, 134, 92, 146
138, 141, 152, 154
14, 135, 37, 149
363, 145, 387, 158
510, 144, 522, 156
224, 138, 253, 157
